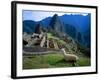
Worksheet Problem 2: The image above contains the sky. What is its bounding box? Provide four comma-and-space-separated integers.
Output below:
22, 10, 88, 21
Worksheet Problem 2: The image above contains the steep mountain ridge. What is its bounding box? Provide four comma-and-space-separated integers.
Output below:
23, 14, 91, 48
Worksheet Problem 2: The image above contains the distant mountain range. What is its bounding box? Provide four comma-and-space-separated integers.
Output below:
23, 14, 91, 48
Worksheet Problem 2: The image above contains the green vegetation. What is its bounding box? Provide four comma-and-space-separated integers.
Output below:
23, 33, 91, 69
76, 41, 90, 57
47, 33, 66, 44
77, 56, 90, 66
47, 33, 59, 40
23, 53, 90, 69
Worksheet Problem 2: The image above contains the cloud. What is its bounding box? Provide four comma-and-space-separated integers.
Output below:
65, 13, 88, 16
23, 10, 89, 21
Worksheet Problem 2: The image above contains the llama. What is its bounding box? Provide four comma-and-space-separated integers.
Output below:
61, 48, 79, 66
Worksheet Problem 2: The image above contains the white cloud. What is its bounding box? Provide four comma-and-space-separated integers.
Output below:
23, 10, 89, 21
66, 13, 88, 16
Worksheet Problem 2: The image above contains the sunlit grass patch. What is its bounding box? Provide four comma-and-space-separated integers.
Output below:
23, 53, 91, 69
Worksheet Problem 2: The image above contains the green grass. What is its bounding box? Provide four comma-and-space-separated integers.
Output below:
77, 56, 90, 66
23, 33, 90, 69
47, 33, 59, 40
23, 53, 91, 69
47, 33, 66, 44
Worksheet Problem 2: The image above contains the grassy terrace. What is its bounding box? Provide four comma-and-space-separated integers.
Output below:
47, 33, 66, 44
23, 53, 90, 69
23, 33, 90, 69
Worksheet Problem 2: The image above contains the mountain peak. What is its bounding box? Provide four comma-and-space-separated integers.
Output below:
52, 14, 59, 20
50, 14, 60, 28
53, 14, 58, 17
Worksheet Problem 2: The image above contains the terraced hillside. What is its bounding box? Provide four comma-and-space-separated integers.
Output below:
23, 31, 90, 69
